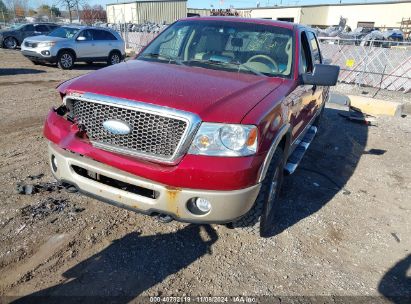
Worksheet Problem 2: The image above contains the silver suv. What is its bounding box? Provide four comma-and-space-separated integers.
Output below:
21, 25, 125, 69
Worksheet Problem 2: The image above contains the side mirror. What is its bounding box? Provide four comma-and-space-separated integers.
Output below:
302, 64, 340, 86
77, 36, 86, 41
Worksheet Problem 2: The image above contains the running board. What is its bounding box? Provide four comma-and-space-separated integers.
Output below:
284, 126, 318, 175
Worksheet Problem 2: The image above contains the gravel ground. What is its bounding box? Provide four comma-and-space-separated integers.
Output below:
0, 49, 410, 303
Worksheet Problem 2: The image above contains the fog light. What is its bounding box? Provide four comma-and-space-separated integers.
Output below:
51, 154, 58, 172
41, 50, 50, 56
195, 198, 211, 212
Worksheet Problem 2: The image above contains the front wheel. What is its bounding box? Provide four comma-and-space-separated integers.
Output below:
3, 37, 18, 49
231, 147, 285, 237
57, 51, 74, 70
107, 51, 122, 66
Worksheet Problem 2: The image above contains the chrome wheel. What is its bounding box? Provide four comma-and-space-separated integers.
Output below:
4, 37, 17, 49
58, 52, 74, 70
110, 53, 121, 65
61, 53, 73, 68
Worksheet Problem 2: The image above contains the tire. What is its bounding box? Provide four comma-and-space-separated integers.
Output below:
57, 51, 75, 70
313, 103, 325, 131
3, 37, 18, 49
231, 147, 285, 237
107, 51, 122, 66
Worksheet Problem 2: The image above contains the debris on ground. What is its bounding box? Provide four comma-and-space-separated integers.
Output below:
20, 197, 70, 220
15, 181, 77, 195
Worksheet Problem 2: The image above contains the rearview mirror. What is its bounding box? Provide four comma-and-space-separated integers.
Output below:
77, 36, 86, 41
302, 64, 340, 86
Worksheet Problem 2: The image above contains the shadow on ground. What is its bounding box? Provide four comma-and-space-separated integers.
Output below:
378, 254, 411, 304
0, 68, 46, 76
266, 106, 371, 237
13, 225, 218, 302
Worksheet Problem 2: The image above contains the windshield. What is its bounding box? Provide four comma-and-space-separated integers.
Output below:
8, 24, 25, 30
138, 20, 294, 77
48, 27, 79, 38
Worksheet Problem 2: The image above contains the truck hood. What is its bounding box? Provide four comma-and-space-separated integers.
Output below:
59, 59, 284, 123
24, 35, 68, 43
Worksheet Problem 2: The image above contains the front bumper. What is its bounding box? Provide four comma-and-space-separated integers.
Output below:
49, 142, 261, 223
21, 50, 56, 63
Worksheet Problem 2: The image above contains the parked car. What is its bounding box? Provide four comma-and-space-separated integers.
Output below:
21, 25, 126, 69
43, 17, 339, 237
0, 23, 59, 49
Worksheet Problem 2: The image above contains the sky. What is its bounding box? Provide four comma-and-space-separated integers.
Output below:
29, 0, 398, 10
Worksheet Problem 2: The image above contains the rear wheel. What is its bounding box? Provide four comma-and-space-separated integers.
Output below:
3, 37, 18, 49
107, 51, 122, 65
231, 147, 285, 237
57, 51, 74, 70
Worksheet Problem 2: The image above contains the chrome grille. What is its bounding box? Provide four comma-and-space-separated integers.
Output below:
69, 98, 189, 160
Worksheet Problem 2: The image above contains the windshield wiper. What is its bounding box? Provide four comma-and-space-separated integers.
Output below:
140, 53, 185, 66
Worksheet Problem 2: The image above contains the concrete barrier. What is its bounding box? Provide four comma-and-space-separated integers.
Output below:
329, 93, 404, 117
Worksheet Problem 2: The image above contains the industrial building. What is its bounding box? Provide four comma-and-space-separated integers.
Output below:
106, 0, 411, 35
237, 1, 411, 30
106, 0, 187, 24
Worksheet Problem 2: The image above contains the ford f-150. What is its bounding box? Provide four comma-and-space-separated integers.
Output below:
43, 17, 339, 237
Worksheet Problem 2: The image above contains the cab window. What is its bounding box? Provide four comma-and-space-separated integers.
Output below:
78, 30, 93, 41
23, 24, 34, 32
307, 31, 321, 64
300, 31, 313, 74
92, 29, 117, 41
34, 25, 49, 32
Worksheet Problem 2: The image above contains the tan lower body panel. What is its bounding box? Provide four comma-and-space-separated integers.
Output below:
48, 143, 261, 223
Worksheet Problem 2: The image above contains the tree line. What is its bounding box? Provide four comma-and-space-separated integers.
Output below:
0, 0, 106, 24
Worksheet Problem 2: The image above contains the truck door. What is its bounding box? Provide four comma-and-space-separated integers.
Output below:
306, 31, 325, 114
290, 30, 317, 141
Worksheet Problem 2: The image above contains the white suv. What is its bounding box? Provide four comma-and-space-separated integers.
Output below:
21, 25, 126, 69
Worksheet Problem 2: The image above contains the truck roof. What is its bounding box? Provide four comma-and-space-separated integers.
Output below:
180, 16, 296, 30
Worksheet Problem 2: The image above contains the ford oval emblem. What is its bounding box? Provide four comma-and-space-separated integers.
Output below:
103, 120, 131, 135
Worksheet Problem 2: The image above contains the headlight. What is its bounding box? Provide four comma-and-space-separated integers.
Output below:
38, 41, 56, 47
188, 123, 258, 156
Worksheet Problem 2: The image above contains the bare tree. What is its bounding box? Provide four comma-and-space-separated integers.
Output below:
55, 0, 84, 23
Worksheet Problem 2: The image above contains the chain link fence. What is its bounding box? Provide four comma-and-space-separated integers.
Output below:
114, 24, 411, 93
319, 38, 411, 92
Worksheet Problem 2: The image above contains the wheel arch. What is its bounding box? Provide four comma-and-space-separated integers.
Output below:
57, 48, 77, 60
3, 36, 18, 47
257, 123, 292, 183
109, 49, 123, 58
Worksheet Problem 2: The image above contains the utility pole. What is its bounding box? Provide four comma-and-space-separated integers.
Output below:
76, 1, 80, 23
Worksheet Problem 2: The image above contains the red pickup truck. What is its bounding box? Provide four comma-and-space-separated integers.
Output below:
44, 17, 339, 237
